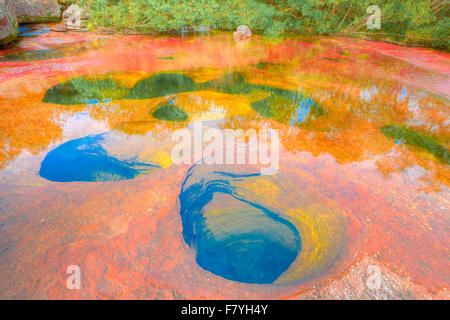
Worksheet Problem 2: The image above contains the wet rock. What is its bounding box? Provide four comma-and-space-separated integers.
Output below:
233, 25, 252, 42
0, 0, 18, 46
11, 0, 61, 23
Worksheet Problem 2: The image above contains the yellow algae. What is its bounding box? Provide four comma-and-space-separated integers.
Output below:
141, 150, 173, 168
277, 204, 348, 283
234, 178, 282, 207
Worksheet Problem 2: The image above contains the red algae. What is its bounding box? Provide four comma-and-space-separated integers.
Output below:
0, 26, 448, 299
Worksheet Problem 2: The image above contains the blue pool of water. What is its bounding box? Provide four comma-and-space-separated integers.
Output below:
179, 166, 301, 284
39, 133, 160, 182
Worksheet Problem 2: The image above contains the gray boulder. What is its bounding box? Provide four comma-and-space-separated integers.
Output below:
0, 0, 18, 46
233, 25, 252, 41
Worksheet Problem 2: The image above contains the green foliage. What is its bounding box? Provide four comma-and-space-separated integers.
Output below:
124, 73, 197, 99
72, 0, 449, 49
199, 72, 254, 94
381, 125, 450, 164
200, 72, 325, 125
152, 103, 188, 122
251, 94, 324, 125
43, 78, 128, 105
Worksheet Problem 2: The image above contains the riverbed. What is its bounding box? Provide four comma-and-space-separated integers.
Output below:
0, 24, 448, 299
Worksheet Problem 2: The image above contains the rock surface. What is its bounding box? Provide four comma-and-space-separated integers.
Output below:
233, 25, 252, 41
11, 0, 61, 23
0, 0, 18, 46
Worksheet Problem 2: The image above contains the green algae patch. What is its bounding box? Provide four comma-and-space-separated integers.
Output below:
255, 62, 272, 69
156, 56, 175, 60
41, 71, 324, 127
125, 73, 197, 99
255, 61, 284, 70
200, 72, 325, 125
200, 72, 254, 95
381, 125, 450, 164
152, 103, 188, 122
43, 78, 129, 105
251, 95, 278, 118
251, 94, 325, 125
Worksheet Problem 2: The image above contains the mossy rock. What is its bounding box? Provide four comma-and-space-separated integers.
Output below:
11, 0, 62, 24
125, 73, 197, 99
381, 125, 450, 164
43, 77, 128, 105
17, 15, 60, 23
152, 103, 188, 122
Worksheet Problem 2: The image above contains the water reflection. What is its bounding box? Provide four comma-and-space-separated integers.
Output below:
0, 64, 448, 186
179, 165, 301, 284
18, 25, 51, 38
0, 31, 448, 298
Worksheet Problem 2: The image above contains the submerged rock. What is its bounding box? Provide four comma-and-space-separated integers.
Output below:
11, 0, 61, 23
0, 42, 89, 61
0, 0, 18, 46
